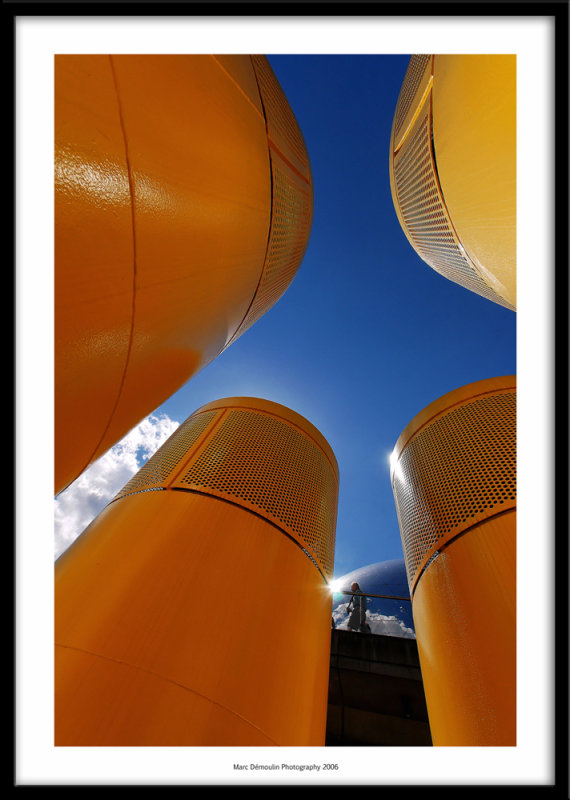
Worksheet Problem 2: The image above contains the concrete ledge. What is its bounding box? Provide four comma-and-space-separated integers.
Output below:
326, 629, 432, 746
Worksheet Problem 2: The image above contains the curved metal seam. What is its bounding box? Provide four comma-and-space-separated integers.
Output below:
224, 55, 274, 349
70, 55, 139, 484
55, 643, 279, 745
393, 84, 513, 311
163, 409, 227, 489
425, 87, 514, 308
169, 487, 331, 584
410, 506, 516, 598
107, 482, 331, 583
393, 72, 434, 154
392, 55, 433, 148
210, 54, 265, 123
267, 135, 311, 186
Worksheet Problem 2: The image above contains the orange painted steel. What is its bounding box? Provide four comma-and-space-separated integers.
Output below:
55, 398, 338, 746
55, 55, 313, 495
390, 376, 516, 745
389, 55, 516, 310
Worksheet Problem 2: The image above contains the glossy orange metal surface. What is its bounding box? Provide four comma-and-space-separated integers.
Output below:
55, 398, 338, 746
391, 377, 516, 745
412, 513, 516, 745
389, 55, 516, 311
55, 56, 313, 495
432, 55, 516, 307
55, 55, 136, 497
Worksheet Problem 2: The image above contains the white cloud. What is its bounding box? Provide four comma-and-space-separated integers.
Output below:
366, 612, 416, 638
54, 413, 180, 560
332, 604, 415, 639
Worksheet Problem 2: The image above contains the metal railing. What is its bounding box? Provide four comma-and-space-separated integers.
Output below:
331, 590, 414, 638
335, 590, 411, 602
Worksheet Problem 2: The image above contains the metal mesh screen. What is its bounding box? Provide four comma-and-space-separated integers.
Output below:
392, 101, 515, 311
231, 166, 312, 340
173, 408, 338, 578
392, 390, 516, 593
112, 411, 217, 500
251, 54, 310, 172
392, 54, 432, 142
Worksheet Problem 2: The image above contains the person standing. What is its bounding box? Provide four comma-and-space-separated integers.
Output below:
347, 582, 369, 632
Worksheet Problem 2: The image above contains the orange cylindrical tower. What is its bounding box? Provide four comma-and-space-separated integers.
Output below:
390, 376, 516, 745
55, 55, 313, 495
389, 55, 516, 310
55, 397, 338, 746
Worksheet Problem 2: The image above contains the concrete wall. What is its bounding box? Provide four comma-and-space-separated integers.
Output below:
326, 629, 432, 746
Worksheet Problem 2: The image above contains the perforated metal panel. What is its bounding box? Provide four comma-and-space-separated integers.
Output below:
251, 54, 311, 176
392, 389, 516, 595
232, 166, 312, 340
174, 408, 338, 578
392, 105, 513, 310
112, 411, 217, 500
392, 55, 432, 142
227, 57, 313, 346
111, 401, 338, 579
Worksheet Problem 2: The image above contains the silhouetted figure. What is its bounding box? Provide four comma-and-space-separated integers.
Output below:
347, 582, 370, 632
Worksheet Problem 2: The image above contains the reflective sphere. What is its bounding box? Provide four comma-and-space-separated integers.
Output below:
331, 559, 415, 637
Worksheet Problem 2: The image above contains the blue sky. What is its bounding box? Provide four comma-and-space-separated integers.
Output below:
153, 54, 517, 579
